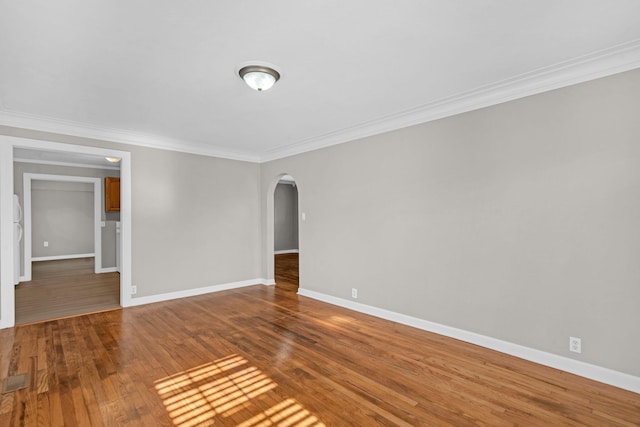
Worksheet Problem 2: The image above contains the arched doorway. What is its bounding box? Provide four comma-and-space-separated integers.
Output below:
267, 174, 300, 292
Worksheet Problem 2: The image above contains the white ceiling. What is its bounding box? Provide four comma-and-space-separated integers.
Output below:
1, 1, 640, 163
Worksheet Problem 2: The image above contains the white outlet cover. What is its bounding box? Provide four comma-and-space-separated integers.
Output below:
569, 336, 582, 353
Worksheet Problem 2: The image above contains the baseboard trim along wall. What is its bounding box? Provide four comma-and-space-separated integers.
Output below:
127, 278, 273, 307
99, 267, 118, 273
32, 253, 95, 262
274, 249, 299, 255
297, 287, 640, 394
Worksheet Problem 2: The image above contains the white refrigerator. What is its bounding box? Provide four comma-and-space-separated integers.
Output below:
13, 194, 23, 285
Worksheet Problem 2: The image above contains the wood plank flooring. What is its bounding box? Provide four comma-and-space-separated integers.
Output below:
15, 258, 120, 325
274, 253, 299, 292
1, 285, 639, 426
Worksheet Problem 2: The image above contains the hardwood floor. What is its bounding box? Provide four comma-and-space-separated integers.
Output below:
15, 258, 120, 325
1, 285, 638, 426
274, 253, 299, 291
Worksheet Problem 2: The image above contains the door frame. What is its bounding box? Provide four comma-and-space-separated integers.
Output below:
0, 136, 133, 329
23, 173, 102, 281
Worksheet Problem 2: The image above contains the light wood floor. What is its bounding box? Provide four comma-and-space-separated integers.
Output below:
275, 253, 299, 291
15, 258, 120, 325
1, 285, 638, 426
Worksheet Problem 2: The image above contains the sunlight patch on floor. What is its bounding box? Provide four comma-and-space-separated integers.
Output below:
155, 354, 325, 427
237, 398, 323, 427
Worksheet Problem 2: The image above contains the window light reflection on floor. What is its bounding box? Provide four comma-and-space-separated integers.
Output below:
154, 354, 325, 427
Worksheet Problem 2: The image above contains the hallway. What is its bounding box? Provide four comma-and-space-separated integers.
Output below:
274, 253, 298, 292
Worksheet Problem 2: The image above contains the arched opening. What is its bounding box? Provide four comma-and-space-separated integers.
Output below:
266, 174, 300, 292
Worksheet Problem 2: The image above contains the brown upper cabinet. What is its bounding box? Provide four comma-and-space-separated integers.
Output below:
105, 177, 120, 212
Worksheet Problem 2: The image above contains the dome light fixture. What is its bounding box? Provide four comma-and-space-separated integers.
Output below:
239, 65, 280, 91
105, 157, 121, 163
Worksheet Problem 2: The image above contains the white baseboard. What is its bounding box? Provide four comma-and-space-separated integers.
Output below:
263, 278, 276, 286
274, 249, 299, 255
127, 278, 272, 307
32, 253, 95, 262
297, 288, 640, 394
99, 267, 118, 273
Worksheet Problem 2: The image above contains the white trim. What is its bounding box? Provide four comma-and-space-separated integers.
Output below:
1, 41, 639, 164
297, 288, 640, 394
0, 109, 261, 163
0, 144, 15, 328
260, 40, 640, 162
119, 147, 133, 307
23, 173, 102, 280
14, 158, 121, 171
274, 249, 299, 255
99, 267, 118, 273
22, 175, 31, 282
263, 278, 276, 286
127, 279, 272, 307
0, 136, 132, 328
32, 253, 95, 262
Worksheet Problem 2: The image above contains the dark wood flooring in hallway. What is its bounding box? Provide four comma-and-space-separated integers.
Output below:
274, 252, 299, 292
14, 257, 120, 325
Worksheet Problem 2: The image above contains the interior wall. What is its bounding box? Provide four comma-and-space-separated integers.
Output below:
261, 69, 640, 377
274, 182, 299, 252
1, 129, 262, 299
13, 162, 120, 271
31, 180, 94, 258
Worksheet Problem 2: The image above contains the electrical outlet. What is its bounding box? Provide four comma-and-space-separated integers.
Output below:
43, 241, 49, 247
351, 288, 358, 299
131, 285, 137, 295
569, 336, 581, 353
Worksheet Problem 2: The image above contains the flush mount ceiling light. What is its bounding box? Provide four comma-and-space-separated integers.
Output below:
238, 65, 280, 91
105, 157, 121, 163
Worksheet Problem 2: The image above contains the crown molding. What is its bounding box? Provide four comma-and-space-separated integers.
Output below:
259, 39, 640, 162
0, 110, 262, 163
1, 40, 639, 164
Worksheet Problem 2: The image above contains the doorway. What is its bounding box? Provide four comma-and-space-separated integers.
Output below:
14, 173, 119, 324
22, 174, 102, 281
273, 175, 299, 291
0, 137, 132, 329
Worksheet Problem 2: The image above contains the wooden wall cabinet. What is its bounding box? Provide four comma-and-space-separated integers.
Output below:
105, 177, 121, 212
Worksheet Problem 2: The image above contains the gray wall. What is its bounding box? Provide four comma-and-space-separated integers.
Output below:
261, 69, 640, 377
128, 146, 261, 294
31, 180, 94, 258
2, 69, 639, 379
1, 130, 262, 299
274, 182, 298, 252
13, 162, 120, 270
